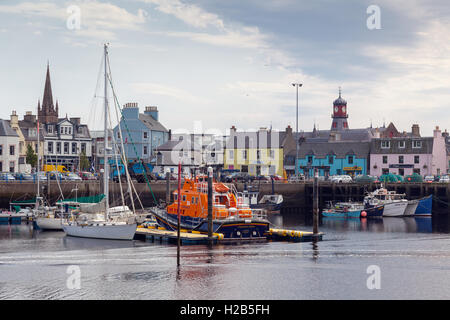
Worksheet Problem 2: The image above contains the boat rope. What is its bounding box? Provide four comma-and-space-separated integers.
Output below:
105, 54, 158, 205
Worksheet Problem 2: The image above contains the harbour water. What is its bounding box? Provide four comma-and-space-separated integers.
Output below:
1, 212, 450, 300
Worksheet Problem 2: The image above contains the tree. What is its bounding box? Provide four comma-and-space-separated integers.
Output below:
79, 150, 90, 171
26, 144, 37, 168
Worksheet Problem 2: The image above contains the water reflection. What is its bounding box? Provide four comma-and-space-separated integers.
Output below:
320, 216, 433, 234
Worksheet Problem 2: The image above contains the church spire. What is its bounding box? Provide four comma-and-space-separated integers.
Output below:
38, 62, 58, 124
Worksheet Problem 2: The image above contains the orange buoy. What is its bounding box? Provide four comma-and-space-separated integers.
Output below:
361, 211, 367, 217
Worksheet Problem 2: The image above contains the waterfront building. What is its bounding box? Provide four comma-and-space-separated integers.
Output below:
0, 119, 19, 173
153, 137, 202, 175
369, 126, 447, 177
171, 133, 224, 170
113, 103, 169, 164
90, 129, 113, 171
223, 126, 288, 177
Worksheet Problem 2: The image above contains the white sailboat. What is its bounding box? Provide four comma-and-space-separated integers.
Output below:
62, 44, 137, 240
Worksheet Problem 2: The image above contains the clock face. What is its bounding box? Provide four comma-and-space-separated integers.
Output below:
342, 106, 346, 113
334, 106, 338, 112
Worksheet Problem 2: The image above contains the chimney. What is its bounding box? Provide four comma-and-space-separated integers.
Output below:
144, 106, 158, 121
10, 110, 18, 125
122, 102, 139, 119
411, 124, 420, 137
230, 125, 237, 134
434, 125, 441, 138
374, 128, 380, 138
286, 125, 292, 136
442, 129, 449, 138
70, 117, 81, 125
23, 111, 36, 123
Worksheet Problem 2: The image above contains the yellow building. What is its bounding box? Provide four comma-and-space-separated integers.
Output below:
223, 126, 289, 176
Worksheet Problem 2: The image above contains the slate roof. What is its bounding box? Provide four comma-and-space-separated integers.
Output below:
225, 130, 284, 149
297, 141, 371, 159
0, 119, 18, 137
156, 137, 201, 151
370, 137, 433, 154
139, 113, 168, 133
294, 128, 375, 142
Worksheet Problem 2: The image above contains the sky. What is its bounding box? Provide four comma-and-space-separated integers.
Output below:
0, 0, 449, 137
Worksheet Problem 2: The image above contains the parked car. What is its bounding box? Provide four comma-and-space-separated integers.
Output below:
439, 175, 450, 183
14, 173, 34, 181
0, 172, 16, 181
48, 171, 65, 180
270, 175, 284, 181
64, 172, 82, 181
224, 172, 254, 183
330, 175, 353, 183
424, 175, 435, 183
255, 175, 271, 182
288, 175, 305, 182
78, 171, 96, 180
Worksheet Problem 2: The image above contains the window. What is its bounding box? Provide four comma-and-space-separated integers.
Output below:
269, 149, 275, 159
56, 142, 61, 154
117, 131, 121, 139
328, 156, 334, 164
68, 127, 72, 135
348, 156, 354, 164
399, 141, 405, 148
381, 141, 390, 149
72, 143, 77, 154
257, 150, 261, 160
414, 155, 420, 164
48, 142, 53, 154
48, 125, 53, 134
383, 156, 388, 164
242, 150, 247, 160
399, 168, 404, 176
143, 131, 148, 139
9, 145, 14, 156
9, 161, 14, 173
413, 140, 422, 148
144, 146, 148, 155
399, 156, 404, 164
307, 156, 313, 164
64, 142, 69, 154
0, 145, 2, 155
182, 195, 186, 202
0, 162, 2, 171
229, 150, 234, 160
174, 194, 178, 201
81, 143, 86, 153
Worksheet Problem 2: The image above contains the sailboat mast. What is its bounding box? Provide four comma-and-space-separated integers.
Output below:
104, 44, 109, 219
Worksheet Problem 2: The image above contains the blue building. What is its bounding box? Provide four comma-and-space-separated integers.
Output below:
297, 141, 370, 178
113, 103, 169, 163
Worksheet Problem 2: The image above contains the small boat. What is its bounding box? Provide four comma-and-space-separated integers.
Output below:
0, 211, 30, 224
364, 187, 408, 217
403, 199, 419, 216
321, 202, 361, 218
414, 195, 432, 216
150, 177, 270, 239
239, 186, 283, 214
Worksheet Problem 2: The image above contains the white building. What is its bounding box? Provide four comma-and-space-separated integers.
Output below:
0, 119, 19, 173
154, 137, 202, 175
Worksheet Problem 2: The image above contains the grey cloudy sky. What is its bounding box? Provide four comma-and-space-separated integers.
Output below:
0, 0, 449, 136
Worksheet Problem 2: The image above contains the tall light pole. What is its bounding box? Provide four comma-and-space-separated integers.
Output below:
292, 83, 302, 177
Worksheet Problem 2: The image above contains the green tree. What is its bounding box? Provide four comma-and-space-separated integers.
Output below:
26, 144, 37, 168
79, 150, 90, 171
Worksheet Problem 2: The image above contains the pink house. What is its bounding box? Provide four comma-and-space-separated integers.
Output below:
369, 126, 447, 177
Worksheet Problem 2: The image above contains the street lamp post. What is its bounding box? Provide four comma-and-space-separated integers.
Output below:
292, 83, 302, 178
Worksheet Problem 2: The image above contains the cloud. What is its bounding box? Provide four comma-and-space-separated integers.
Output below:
130, 82, 211, 104
0, 1, 148, 41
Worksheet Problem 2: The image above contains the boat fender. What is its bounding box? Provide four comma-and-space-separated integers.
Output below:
361, 211, 367, 217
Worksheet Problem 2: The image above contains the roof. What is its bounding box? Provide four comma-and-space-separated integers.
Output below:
138, 113, 168, 133
295, 128, 375, 142
370, 137, 434, 154
0, 119, 18, 137
225, 130, 284, 149
156, 137, 201, 151
298, 141, 370, 159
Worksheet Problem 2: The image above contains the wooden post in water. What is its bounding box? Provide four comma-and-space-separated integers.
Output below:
165, 169, 170, 205
177, 162, 181, 266
313, 168, 319, 235
207, 166, 213, 245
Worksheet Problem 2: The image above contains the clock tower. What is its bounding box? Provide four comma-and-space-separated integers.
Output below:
331, 87, 349, 131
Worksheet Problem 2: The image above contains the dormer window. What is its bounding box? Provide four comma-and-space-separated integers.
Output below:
412, 140, 422, 148
48, 125, 53, 134
381, 141, 390, 149
399, 141, 405, 148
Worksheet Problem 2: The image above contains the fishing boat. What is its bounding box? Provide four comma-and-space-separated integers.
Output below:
414, 195, 432, 216
364, 187, 408, 217
321, 202, 362, 218
149, 177, 270, 239
62, 44, 137, 241
403, 199, 420, 216
239, 186, 283, 214
361, 204, 384, 217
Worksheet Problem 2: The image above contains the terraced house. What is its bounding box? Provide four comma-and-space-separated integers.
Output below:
223, 126, 289, 177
